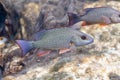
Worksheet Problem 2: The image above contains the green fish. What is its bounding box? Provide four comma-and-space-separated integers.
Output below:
16, 28, 93, 56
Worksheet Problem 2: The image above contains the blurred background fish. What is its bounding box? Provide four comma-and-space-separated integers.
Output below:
68, 7, 120, 27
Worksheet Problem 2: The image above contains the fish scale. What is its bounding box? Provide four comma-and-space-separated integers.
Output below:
32, 28, 79, 49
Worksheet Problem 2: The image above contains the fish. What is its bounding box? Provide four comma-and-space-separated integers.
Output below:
16, 28, 93, 57
0, 2, 7, 36
68, 7, 120, 26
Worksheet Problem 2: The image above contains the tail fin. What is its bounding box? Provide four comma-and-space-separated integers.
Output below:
67, 12, 80, 26
16, 40, 33, 56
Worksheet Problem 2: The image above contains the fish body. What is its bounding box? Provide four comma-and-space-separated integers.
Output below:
68, 7, 120, 26
16, 28, 93, 56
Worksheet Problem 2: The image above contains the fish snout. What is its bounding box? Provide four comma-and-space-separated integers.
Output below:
80, 35, 94, 45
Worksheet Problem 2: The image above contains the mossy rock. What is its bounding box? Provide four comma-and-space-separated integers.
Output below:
50, 57, 71, 72
38, 72, 75, 80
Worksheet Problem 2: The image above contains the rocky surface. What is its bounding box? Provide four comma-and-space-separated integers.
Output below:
1, 0, 120, 80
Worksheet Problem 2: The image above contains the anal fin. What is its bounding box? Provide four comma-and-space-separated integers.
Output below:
37, 50, 51, 57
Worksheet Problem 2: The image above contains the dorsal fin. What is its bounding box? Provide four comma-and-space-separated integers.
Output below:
33, 30, 47, 40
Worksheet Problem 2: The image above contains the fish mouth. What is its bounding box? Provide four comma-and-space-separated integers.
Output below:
84, 36, 94, 45
89, 38, 94, 44
83, 33, 94, 45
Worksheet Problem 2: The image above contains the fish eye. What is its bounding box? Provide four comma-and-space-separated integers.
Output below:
81, 35, 87, 40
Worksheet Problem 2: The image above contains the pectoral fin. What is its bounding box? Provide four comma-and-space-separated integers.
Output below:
101, 16, 111, 24
69, 42, 77, 53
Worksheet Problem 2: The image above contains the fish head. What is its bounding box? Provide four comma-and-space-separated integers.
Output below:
72, 32, 94, 46
110, 13, 120, 23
